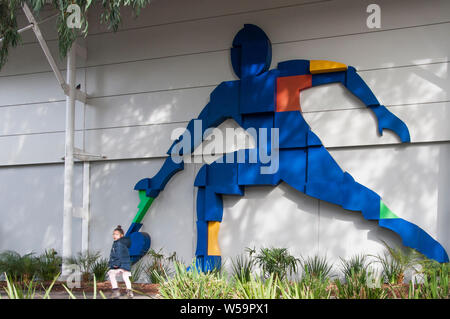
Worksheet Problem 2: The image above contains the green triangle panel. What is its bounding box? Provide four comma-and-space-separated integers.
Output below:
133, 191, 154, 223
379, 200, 399, 219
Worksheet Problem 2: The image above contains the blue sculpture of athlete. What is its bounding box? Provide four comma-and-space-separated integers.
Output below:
126, 24, 448, 270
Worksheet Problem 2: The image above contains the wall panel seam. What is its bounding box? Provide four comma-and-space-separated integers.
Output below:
13, 0, 332, 46
2, 140, 450, 168
1, 22, 449, 79
1, 100, 449, 137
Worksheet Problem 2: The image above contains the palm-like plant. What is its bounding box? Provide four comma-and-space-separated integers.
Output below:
65, 251, 101, 282
372, 241, 420, 284
253, 247, 300, 280
0, 250, 39, 283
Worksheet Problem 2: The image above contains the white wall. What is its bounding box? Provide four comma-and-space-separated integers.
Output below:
0, 0, 449, 273
0, 163, 84, 254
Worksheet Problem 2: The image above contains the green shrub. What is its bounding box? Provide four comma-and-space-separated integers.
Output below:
235, 269, 332, 299
2, 272, 60, 299
416, 255, 449, 280
0, 251, 39, 282
301, 255, 333, 280
339, 254, 370, 281
235, 273, 280, 299
408, 262, 449, 299
279, 269, 331, 299
143, 249, 178, 284
2, 273, 36, 299
36, 249, 62, 281
334, 268, 387, 299
253, 247, 299, 280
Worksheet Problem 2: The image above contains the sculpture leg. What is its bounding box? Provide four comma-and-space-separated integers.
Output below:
193, 146, 449, 266
280, 147, 449, 263
194, 187, 223, 272
194, 157, 244, 272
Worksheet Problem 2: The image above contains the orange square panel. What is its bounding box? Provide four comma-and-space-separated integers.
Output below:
276, 74, 312, 112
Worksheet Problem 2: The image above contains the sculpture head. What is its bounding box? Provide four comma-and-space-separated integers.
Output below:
231, 24, 272, 79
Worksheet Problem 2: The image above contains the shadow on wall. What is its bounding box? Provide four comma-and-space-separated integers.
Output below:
220, 184, 319, 260
84, 85, 212, 160
0, 163, 83, 255
219, 181, 404, 268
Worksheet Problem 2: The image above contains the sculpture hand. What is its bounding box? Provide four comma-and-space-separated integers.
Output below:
134, 177, 161, 198
370, 105, 411, 143
134, 157, 184, 198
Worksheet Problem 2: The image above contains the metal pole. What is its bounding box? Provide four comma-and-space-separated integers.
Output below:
22, 4, 67, 92
62, 44, 76, 274
81, 162, 90, 253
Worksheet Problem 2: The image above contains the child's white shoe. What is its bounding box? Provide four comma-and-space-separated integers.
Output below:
110, 288, 121, 299
126, 289, 134, 299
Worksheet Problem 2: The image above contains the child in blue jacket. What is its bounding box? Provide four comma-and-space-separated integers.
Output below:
108, 225, 133, 298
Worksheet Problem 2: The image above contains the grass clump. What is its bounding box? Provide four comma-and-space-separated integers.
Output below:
155, 261, 236, 299
301, 254, 333, 280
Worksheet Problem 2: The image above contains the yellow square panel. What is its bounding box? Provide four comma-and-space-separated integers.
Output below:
207, 221, 221, 256
310, 60, 348, 74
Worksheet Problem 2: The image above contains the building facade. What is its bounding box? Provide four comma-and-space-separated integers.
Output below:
0, 0, 449, 271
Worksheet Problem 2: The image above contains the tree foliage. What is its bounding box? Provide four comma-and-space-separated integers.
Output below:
0, 0, 152, 70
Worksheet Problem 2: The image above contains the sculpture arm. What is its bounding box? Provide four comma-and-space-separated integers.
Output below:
309, 60, 411, 143
128, 156, 184, 236
132, 108, 212, 201
129, 81, 239, 233
167, 80, 241, 158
